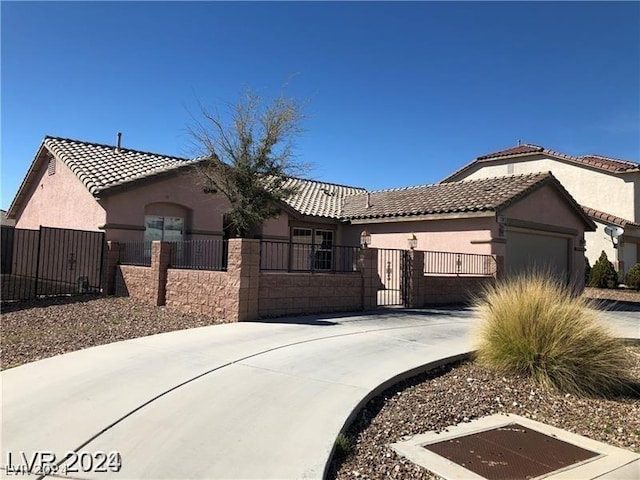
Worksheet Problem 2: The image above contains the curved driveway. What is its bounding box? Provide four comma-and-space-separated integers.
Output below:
2, 307, 638, 479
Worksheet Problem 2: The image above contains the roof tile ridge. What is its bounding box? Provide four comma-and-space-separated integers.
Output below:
451, 171, 551, 184
286, 175, 366, 190
364, 182, 440, 194
579, 154, 639, 167
44, 135, 190, 162
580, 204, 638, 226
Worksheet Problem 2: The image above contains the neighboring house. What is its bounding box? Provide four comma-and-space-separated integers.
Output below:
0, 210, 15, 227
442, 144, 640, 274
8, 136, 596, 286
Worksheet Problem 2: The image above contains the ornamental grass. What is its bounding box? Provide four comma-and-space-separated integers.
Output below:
474, 273, 634, 398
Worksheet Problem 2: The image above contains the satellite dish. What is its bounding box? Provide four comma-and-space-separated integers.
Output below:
604, 225, 624, 238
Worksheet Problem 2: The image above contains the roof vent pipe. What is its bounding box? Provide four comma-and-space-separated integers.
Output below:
116, 132, 122, 152
366, 192, 371, 208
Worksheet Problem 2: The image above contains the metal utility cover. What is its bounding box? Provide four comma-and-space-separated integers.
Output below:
391, 415, 640, 480
424, 423, 599, 480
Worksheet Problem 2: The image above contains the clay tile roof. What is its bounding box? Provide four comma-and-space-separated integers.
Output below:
443, 144, 639, 182
477, 144, 544, 160
575, 155, 639, 173
476, 144, 638, 173
44, 136, 199, 195
344, 172, 559, 220
581, 205, 640, 228
282, 178, 365, 218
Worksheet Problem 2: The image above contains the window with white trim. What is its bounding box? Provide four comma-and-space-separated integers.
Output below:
290, 227, 334, 270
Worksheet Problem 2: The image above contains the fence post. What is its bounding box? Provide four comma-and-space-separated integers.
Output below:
495, 255, 505, 280
103, 241, 120, 295
150, 241, 171, 306
358, 247, 379, 310
227, 238, 260, 321
405, 249, 425, 308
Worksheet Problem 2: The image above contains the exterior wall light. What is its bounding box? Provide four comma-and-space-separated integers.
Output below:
408, 233, 418, 250
360, 229, 371, 248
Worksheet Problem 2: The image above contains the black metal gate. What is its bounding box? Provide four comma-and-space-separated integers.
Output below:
1, 226, 105, 301
377, 248, 410, 307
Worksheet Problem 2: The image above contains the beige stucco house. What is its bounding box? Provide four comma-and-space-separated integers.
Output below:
442, 144, 640, 274
8, 136, 596, 287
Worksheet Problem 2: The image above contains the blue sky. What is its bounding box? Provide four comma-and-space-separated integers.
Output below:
2, 1, 639, 210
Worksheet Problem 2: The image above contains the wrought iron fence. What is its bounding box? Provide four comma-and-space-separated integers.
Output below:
119, 241, 152, 266
170, 240, 227, 271
1, 225, 105, 301
423, 250, 496, 276
260, 241, 360, 273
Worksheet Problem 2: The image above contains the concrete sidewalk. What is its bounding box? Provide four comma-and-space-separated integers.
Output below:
1, 307, 638, 479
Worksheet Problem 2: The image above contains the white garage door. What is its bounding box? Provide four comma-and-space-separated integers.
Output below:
506, 231, 569, 282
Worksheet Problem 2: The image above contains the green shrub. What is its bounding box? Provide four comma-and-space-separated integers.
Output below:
584, 256, 591, 285
588, 251, 618, 289
334, 433, 354, 459
625, 263, 640, 289
474, 273, 633, 397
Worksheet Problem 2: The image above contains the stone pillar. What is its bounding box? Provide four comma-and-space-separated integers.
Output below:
227, 238, 260, 322
103, 241, 120, 295
150, 241, 171, 306
405, 249, 425, 308
358, 247, 379, 311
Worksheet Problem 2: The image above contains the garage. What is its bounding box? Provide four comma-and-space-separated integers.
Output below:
506, 230, 570, 282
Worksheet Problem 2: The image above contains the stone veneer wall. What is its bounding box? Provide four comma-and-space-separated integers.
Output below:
115, 265, 157, 305
258, 273, 363, 318
166, 269, 236, 321
422, 275, 494, 305
113, 240, 499, 320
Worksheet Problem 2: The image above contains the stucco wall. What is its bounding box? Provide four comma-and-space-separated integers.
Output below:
457, 155, 637, 222
15, 154, 106, 231
342, 217, 495, 254
100, 172, 230, 241
261, 213, 290, 240
500, 184, 586, 232
500, 184, 588, 286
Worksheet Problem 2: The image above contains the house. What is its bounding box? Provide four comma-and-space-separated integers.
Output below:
442, 144, 640, 274
8, 136, 596, 288
7, 136, 364, 246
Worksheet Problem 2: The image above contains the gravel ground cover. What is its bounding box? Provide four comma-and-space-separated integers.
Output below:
584, 287, 640, 304
0, 295, 224, 370
329, 345, 640, 479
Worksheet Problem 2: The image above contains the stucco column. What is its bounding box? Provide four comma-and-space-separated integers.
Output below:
150, 241, 171, 306
358, 247, 379, 310
103, 241, 120, 295
227, 238, 260, 321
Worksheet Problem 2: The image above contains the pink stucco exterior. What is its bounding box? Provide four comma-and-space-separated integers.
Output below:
14, 152, 106, 231
500, 184, 586, 233
343, 217, 495, 254
100, 171, 229, 241
498, 183, 588, 288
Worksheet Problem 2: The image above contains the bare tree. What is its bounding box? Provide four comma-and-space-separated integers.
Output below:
189, 88, 309, 237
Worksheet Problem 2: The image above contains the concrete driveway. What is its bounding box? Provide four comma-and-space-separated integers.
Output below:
1, 307, 638, 480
